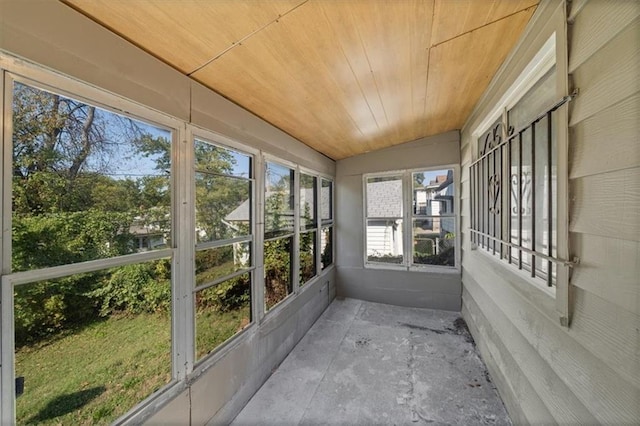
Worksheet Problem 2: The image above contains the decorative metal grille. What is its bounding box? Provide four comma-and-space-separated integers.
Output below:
470, 96, 573, 286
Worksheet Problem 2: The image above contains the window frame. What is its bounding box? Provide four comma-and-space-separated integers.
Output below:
262, 157, 297, 312
190, 130, 257, 366
0, 64, 186, 425
468, 33, 572, 325
319, 177, 334, 271
363, 166, 460, 272
298, 169, 318, 285
0, 52, 338, 424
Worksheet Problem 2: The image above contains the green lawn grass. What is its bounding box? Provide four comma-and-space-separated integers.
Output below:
16, 313, 171, 425
196, 304, 250, 360
15, 304, 252, 425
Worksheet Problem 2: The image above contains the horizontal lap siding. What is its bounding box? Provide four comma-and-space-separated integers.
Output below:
461, 0, 640, 424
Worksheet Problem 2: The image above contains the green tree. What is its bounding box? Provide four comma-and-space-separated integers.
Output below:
10, 82, 174, 343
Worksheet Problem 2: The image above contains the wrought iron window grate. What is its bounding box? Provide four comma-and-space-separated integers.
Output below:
470, 96, 573, 286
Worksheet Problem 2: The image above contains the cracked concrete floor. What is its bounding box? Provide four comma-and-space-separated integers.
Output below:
231, 298, 511, 426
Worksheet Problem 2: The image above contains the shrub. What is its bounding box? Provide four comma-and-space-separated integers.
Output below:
14, 274, 100, 347
196, 274, 250, 313
90, 261, 171, 317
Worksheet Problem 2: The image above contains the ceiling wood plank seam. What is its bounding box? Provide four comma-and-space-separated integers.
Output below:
188, 0, 309, 76
430, 4, 538, 49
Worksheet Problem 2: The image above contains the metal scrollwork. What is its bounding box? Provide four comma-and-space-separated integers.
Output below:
511, 171, 532, 215
479, 122, 503, 156
488, 174, 500, 215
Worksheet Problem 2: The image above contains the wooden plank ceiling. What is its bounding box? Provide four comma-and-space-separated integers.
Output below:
62, 0, 537, 160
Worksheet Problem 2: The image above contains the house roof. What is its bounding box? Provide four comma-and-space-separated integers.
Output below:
225, 186, 331, 222
367, 180, 403, 218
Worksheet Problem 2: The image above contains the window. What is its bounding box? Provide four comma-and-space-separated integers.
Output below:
6, 79, 175, 424
264, 161, 295, 310
193, 139, 253, 361
320, 178, 334, 269
412, 170, 456, 266
470, 36, 570, 288
365, 169, 456, 269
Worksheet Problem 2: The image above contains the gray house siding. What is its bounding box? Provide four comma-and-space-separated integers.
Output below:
460, 0, 640, 424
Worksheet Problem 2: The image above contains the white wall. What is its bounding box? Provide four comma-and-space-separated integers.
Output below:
460, 0, 640, 423
336, 131, 461, 311
0, 1, 335, 424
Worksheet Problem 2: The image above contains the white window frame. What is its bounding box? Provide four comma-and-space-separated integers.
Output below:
298, 167, 319, 286
190, 128, 258, 367
469, 33, 573, 326
0, 52, 339, 424
0, 57, 187, 425
319, 176, 335, 271
363, 166, 460, 272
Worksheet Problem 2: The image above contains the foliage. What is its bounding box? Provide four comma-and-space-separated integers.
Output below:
14, 275, 100, 347
12, 210, 134, 272
321, 227, 333, 269
196, 274, 251, 313
299, 230, 316, 284
91, 261, 171, 317
264, 237, 292, 309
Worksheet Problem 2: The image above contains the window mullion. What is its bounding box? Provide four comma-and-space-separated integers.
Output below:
293, 169, 301, 292
254, 154, 265, 322
404, 171, 412, 268
176, 124, 194, 379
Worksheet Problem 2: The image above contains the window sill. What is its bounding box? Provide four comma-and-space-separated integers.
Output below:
364, 262, 460, 274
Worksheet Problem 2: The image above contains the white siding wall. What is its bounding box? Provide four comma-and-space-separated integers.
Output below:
460, 0, 640, 423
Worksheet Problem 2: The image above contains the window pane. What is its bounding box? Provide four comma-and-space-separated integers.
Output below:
15, 260, 172, 424
195, 273, 251, 361
413, 218, 456, 266
12, 82, 172, 272
366, 176, 402, 218
195, 243, 251, 287
321, 179, 333, 222
194, 139, 251, 178
195, 173, 251, 243
508, 65, 556, 132
300, 230, 316, 285
264, 236, 293, 310
412, 169, 455, 216
265, 162, 294, 237
366, 219, 403, 264
300, 173, 317, 229
321, 227, 333, 270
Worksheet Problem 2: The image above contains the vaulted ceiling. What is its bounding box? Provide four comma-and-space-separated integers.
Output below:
62, 0, 537, 160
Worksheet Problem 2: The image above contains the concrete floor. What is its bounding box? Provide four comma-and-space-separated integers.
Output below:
231, 298, 511, 426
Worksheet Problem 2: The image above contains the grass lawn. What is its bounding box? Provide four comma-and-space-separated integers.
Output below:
196, 303, 251, 360
15, 313, 171, 425
15, 304, 252, 425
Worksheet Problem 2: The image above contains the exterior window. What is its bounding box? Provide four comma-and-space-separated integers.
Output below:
264, 162, 295, 310
299, 173, 317, 285
9, 81, 174, 424
471, 64, 564, 286
193, 139, 253, 361
320, 178, 334, 269
365, 170, 456, 269
366, 175, 404, 264
412, 170, 456, 267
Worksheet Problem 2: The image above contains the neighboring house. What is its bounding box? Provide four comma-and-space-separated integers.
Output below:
366, 179, 403, 258
224, 186, 331, 262
367, 172, 454, 259
129, 222, 166, 251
